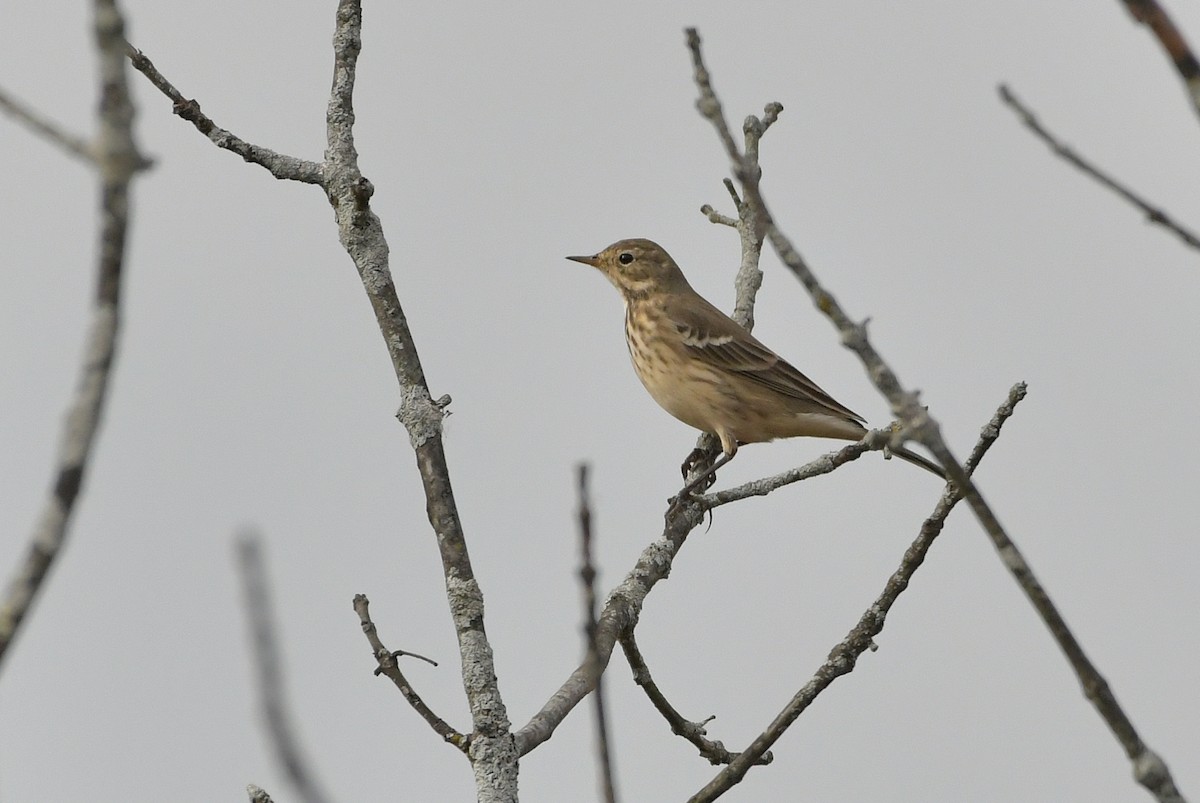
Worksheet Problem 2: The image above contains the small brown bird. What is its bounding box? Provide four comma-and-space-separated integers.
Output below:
567, 238, 943, 492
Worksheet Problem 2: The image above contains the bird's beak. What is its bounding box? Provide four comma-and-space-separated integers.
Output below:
566, 254, 600, 267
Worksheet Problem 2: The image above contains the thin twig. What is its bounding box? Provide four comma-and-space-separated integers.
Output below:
236, 533, 334, 803
999, 84, 1200, 251
0, 0, 146, 671
700, 428, 904, 508
687, 28, 1186, 803
352, 594, 467, 752
682, 98, 777, 502
577, 465, 618, 803
0, 86, 95, 163
1120, 0, 1200, 121
620, 631, 771, 767
124, 43, 323, 184
691, 384, 1026, 802
515, 504, 704, 755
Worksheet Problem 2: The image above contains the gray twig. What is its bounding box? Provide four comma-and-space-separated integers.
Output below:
352, 594, 467, 751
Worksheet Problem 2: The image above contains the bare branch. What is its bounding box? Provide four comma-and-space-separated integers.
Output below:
1119, 0, 1200, 121
236, 533, 334, 803
577, 465, 618, 803
691, 384, 1027, 802
0, 0, 146, 671
999, 84, 1200, 251
129, 3, 515, 796
352, 594, 467, 752
701, 428, 902, 508
687, 28, 1187, 803
620, 631, 771, 767
124, 44, 322, 184
515, 505, 704, 755
0, 86, 95, 163
323, 3, 514, 789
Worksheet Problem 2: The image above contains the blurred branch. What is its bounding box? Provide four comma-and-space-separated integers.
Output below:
999, 84, 1200, 251
621, 631, 772, 767
0, 87, 95, 163
352, 594, 467, 752
130, 3, 515, 795
236, 533, 333, 803
687, 28, 1187, 803
0, 0, 146, 672
1120, 0, 1200, 120
691, 383, 1026, 801
577, 465, 618, 803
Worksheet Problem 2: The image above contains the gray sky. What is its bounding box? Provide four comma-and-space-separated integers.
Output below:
2, 1, 1198, 801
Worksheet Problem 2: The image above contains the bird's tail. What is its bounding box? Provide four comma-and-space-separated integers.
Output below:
887, 444, 946, 480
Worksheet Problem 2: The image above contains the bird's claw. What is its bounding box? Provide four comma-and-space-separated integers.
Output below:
681, 447, 720, 490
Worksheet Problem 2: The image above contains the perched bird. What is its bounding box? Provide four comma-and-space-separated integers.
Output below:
566, 238, 944, 493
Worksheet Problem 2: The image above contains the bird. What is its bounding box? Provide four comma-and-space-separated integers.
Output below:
566, 238, 944, 497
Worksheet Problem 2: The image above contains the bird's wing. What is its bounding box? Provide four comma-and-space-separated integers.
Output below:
668, 292, 866, 425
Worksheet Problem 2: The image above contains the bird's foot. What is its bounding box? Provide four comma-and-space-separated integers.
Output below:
680, 446, 720, 491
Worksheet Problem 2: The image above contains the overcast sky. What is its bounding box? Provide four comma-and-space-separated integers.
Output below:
2, 2, 1198, 801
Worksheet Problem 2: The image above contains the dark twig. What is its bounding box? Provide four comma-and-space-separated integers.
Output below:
691, 384, 1026, 802
353, 594, 467, 751
999, 84, 1200, 251
577, 465, 618, 803
236, 533, 333, 803
0, 0, 147, 672
688, 28, 1187, 803
621, 631, 771, 767
1119, 0, 1200, 121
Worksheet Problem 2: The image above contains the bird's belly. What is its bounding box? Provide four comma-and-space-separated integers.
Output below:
629, 347, 864, 444
627, 344, 724, 434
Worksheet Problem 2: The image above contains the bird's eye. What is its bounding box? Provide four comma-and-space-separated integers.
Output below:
618, 252, 634, 265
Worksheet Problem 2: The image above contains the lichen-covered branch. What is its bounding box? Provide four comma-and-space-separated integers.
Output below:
129, 3, 514, 798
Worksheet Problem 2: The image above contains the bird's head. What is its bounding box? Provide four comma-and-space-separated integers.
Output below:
567, 238, 688, 300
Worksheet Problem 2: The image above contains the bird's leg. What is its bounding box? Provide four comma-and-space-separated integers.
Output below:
680, 444, 721, 484
669, 451, 735, 514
